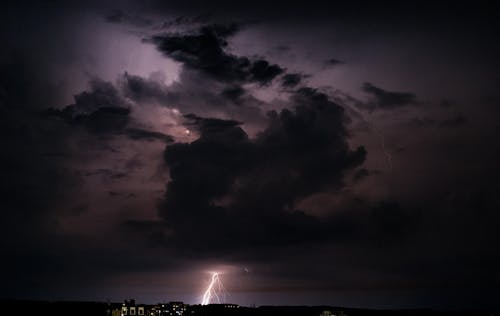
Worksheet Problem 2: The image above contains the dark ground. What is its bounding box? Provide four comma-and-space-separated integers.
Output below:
1, 299, 498, 316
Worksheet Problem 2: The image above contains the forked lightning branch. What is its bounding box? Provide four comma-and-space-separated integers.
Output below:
201, 272, 227, 305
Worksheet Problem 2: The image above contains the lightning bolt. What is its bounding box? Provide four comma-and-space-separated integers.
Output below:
201, 272, 226, 305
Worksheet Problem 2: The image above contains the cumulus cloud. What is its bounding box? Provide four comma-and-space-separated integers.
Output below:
150, 87, 366, 256
149, 23, 284, 85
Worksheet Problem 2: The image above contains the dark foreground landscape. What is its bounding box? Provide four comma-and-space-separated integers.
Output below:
2, 299, 498, 316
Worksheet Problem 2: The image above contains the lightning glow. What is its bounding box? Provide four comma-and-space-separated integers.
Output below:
201, 272, 226, 305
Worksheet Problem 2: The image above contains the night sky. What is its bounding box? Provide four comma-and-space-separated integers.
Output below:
1, 0, 500, 310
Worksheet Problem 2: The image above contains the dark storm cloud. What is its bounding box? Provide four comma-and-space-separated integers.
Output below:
248, 59, 284, 85
119, 72, 173, 103
149, 23, 284, 85
41, 85, 131, 134
150, 23, 247, 82
153, 87, 366, 255
220, 85, 246, 102
280, 73, 307, 88
71, 78, 126, 113
362, 82, 418, 110
42, 77, 173, 141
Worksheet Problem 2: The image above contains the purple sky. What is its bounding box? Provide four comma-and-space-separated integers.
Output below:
1, 0, 499, 310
